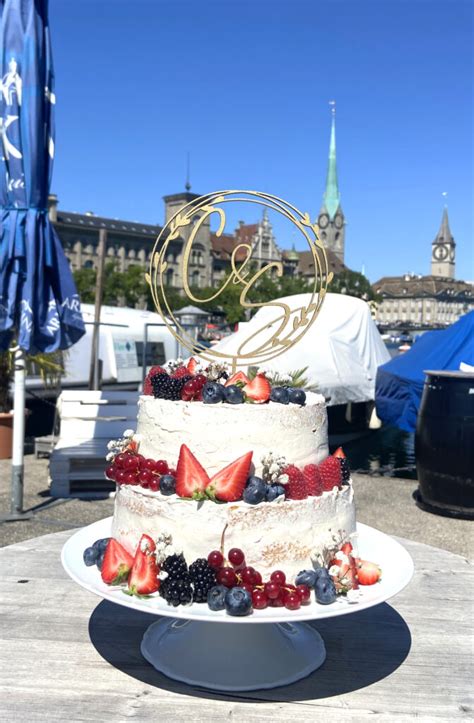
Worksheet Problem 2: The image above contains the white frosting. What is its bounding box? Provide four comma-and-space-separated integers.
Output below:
112, 483, 356, 582
136, 391, 329, 475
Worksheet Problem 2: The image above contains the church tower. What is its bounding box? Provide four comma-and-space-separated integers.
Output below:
431, 206, 455, 278
317, 106, 345, 262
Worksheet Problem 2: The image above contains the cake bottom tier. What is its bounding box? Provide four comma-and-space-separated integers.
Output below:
112, 484, 356, 582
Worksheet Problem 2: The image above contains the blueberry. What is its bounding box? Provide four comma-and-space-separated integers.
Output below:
160, 474, 176, 495
314, 574, 337, 605
207, 584, 228, 611
288, 388, 306, 405
225, 586, 253, 616
95, 550, 106, 571
270, 387, 290, 404
202, 382, 225, 404
92, 538, 110, 556
265, 484, 286, 502
243, 476, 267, 504
223, 385, 244, 404
83, 546, 97, 566
246, 475, 264, 487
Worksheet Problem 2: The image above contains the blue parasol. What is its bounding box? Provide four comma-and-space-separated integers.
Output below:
0, 0, 85, 516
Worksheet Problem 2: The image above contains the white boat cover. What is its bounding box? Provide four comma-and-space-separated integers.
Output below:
209, 293, 390, 405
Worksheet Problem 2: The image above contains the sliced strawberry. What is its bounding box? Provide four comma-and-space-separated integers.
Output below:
101, 539, 134, 585
225, 371, 249, 387
175, 444, 210, 499
127, 534, 160, 596
242, 373, 271, 403
318, 456, 343, 491
143, 365, 167, 395
357, 560, 381, 585
333, 446, 346, 458
206, 451, 253, 502
186, 357, 198, 374
340, 541, 353, 555
348, 554, 359, 589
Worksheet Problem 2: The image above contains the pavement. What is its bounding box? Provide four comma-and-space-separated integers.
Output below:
0, 455, 472, 559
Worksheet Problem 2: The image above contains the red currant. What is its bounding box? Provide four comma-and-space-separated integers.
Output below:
194, 374, 207, 388
105, 465, 116, 480
207, 550, 224, 569
123, 455, 139, 471
241, 583, 254, 595
264, 581, 281, 600
296, 584, 311, 604
138, 469, 153, 487
168, 468, 177, 477
285, 584, 297, 593
252, 590, 268, 609
284, 592, 301, 610
115, 452, 129, 469
148, 476, 160, 492
144, 458, 157, 472
240, 566, 257, 585
115, 469, 126, 484
253, 570, 262, 585
155, 460, 169, 475
270, 570, 286, 585
270, 592, 285, 607
124, 471, 138, 485
183, 380, 198, 395
216, 568, 238, 588
228, 548, 245, 567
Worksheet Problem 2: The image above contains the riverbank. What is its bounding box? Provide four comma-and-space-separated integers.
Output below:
0, 455, 471, 559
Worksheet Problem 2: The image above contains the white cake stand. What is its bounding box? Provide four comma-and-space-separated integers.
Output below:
62, 518, 414, 691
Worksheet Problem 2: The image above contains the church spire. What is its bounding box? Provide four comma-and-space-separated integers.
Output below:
323, 103, 341, 220
431, 203, 455, 278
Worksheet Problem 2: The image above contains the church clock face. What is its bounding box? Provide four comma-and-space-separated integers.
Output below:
334, 214, 343, 229
318, 213, 329, 229
450, 248, 455, 261
433, 245, 449, 261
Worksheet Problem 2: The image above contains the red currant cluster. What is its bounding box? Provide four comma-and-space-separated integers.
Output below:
105, 452, 173, 490
181, 374, 208, 402
207, 548, 311, 611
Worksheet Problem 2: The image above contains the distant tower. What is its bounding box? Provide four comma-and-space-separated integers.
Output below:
431, 206, 455, 278
317, 104, 345, 262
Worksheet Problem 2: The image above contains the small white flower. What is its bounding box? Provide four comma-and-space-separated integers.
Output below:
123, 429, 135, 439
269, 463, 280, 476
335, 551, 349, 563
105, 452, 115, 462
328, 565, 340, 576
107, 440, 117, 450
157, 570, 169, 581
278, 473, 289, 486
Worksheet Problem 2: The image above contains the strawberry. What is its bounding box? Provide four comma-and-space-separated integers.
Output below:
333, 447, 351, 482
303, 464, 323, 496
171, 366, 191, 379
206, 451, 253, 502
143, 366, 167, 395
356, 560, 381, 586
283, 465, 308, 500
318, 456, 343, 491
101, 539, 134, 585
225, 371, 249, 387
186, 357, 198, 375
242, 373, 271, 403
175, 444, 210, 500
329, 550, 359, 592
127, 534, 160, 596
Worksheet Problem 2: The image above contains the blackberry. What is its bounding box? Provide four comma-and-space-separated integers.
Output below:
339, 458, 351, 483
161, 553, 189, 580
160, 578, 193, 607
189, 558, 217, 603
151, 374, 191, 401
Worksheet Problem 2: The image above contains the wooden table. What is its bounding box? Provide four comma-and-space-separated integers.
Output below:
0, 528, 472, 722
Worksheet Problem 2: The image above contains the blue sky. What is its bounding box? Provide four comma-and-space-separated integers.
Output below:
49, 0, 473, 282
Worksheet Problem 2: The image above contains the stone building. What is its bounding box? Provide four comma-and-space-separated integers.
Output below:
373, 208, 473, 327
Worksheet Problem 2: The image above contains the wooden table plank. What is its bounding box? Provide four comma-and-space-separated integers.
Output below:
0, 529, 472, 722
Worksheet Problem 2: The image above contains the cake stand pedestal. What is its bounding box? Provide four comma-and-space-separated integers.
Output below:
141, 618, 325, 691
62, 517, 414, 692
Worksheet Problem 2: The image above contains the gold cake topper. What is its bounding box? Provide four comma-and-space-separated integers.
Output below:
146, 190, 332, 372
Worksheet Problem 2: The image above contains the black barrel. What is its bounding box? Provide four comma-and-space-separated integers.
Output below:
415, 370, 474, 519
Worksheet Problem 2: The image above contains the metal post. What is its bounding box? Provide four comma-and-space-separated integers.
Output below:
89, 229, 107, 390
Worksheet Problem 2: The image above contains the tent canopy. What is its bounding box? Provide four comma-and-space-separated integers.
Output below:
375, 311, 474, 432
208, 293, 390, 405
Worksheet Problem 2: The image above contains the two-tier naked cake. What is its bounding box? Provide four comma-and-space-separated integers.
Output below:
107, 362, 356, 582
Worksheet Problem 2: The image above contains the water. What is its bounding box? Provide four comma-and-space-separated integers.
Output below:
330, 426, 417, 479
